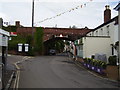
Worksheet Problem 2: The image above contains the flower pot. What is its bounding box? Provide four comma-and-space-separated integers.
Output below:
87, 64, 90, 68
94, 66, 98, 72
97, 68, 101, 73
92, 66, 95, 70
97, 68, 104, 74
83, 63, 87, 67
89, 64, 92, 70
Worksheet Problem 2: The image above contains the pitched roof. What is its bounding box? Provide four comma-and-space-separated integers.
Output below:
114, 2, 120, 11
94, 16, 118, 31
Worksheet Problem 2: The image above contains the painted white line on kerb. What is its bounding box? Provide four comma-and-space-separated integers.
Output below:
16, 70, 20, 89
13, 63, 20, 89
13, 56, 34, 89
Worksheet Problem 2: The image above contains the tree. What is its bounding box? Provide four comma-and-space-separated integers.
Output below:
34, 27, 44, 55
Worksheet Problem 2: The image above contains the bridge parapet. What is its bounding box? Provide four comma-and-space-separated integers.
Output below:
16, 27, 92, 42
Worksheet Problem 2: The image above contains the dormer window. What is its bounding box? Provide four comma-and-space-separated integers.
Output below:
92, 32, 94, 36
101, 28, 103, 35
96, 31, 98, 36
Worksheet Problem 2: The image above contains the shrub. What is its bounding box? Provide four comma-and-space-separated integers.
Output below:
87, 58, 91, 64
83, 58, 107, 69
8, 35, 26, 51
101, 62, 107, 69
94, 60, 99, 67
108, 55, 117, 65
8, 35, 34, 56
83, 58, 87, 63
97, 60, 107, 69
34, 27, 44, 55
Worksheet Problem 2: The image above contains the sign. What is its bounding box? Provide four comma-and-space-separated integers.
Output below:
2, 36, 8, 46
18, 43, 23, 52
0, 34, 2, 46
10, 32, 17, 36
24, 44, 29, 52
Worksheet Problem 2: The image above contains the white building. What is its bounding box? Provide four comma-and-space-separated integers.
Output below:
114, 2, 120, 80
76, 5, 119, 62
86, 15, 118, 58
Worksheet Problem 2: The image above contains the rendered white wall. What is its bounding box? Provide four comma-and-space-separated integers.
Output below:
87, 21, 118, 44
83, 37, 111, 61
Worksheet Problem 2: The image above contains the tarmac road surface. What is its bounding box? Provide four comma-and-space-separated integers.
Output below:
17, 55, 119, 88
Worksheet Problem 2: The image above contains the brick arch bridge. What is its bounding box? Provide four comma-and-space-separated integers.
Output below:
17, 27, 91, 54
17, 27, 92, 42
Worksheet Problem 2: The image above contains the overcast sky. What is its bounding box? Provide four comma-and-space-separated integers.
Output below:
0, 0, 119, 28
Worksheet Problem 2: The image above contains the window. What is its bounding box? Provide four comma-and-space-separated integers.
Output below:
101, 28, 103, 35
92, 32, 94, 36
96, 31, 98, 36
107, 25, 109, 36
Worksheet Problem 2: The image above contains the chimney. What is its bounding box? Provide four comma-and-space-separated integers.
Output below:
15, 21, 20, 27
0, 18, 3, 28
104, 5, 111, 23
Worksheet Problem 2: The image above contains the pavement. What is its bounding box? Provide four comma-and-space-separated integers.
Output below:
1, 54, 27, 90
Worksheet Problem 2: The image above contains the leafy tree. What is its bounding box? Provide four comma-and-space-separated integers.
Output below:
34, 27, 44, 55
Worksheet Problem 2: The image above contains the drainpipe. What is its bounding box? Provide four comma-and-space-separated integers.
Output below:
117, 5, 120, 81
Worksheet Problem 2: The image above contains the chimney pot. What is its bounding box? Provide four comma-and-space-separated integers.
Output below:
105, 5, 110, 9
0, 18, 3, 28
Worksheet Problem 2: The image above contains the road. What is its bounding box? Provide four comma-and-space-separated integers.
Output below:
17, 54, 119, 88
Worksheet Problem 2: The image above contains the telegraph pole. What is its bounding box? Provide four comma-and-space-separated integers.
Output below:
32, 0, 34, 29
32, 0, 34, 48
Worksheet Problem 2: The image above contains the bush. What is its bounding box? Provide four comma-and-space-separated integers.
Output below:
108, 55, 117, 65
97, 60, 107, 69
101, 62, 107, 69
83, 58, 87, 63
34, 27, 44, 55
8, 35, 26, 51
84, 58, 91, 64
83, 58, 107, 69
8, 35, 34, 56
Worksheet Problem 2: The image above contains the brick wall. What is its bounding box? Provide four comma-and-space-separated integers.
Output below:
17, 27, 92, 41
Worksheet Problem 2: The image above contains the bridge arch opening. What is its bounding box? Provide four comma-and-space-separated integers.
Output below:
44, 37, 74, 55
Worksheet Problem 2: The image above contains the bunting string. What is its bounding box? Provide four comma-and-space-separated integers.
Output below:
34, 0, 93, 26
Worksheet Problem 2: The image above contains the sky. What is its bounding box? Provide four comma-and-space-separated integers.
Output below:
0, 0, 119, 29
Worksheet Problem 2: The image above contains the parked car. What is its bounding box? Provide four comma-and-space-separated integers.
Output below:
49, 49, 56, 55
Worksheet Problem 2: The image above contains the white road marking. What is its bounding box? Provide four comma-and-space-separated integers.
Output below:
13, 56, 34, 89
